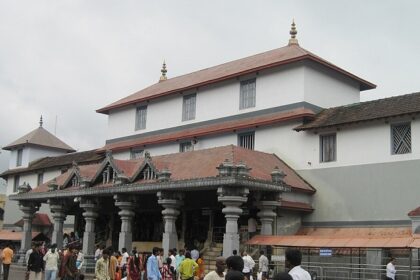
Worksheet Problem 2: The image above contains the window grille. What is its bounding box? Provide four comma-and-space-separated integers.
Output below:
37, 173, 44, 186
16, 149, 23, 166
238, 132, 255, 150
140, 166, 157, 180
182, 94, 196, 121
391, 123, 411, 154
320, 134, 336, 162
180, 142, 193, 152
135, 106, 147, 130
240, 79, 256, 109
13, 175, 20, 192
102, 165, 117, 184
130, 148, 144, 159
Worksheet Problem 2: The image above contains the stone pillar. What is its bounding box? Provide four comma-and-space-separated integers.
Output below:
114, 195, 136, 252
217, 186, 249, 258
80, 197, 99, 273
17, 201, 39, 265
157, 192, 183, 256
255, 194, 280, 235
49, 200, 67, 249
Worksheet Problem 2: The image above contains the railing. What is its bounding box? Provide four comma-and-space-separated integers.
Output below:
213, 227, 225, 244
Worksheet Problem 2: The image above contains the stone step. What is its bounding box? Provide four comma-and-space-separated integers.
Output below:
205, 251, 221, 257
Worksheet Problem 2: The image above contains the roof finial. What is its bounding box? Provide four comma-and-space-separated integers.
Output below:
159, 60, 167, 82
39, 115, 43, 127
288, 19, 299, 46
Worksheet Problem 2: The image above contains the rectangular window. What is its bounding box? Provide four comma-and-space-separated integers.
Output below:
37, 173, 44, 186
182, 94, 196, 121
180, 141, 193, 153
320, 134, 336, 162
16, 149, 23, 167
13, 175, 20, 192
135, 106, 147, 130
238, 132, 255, 150
239, 78, 256, 110
391, 122, 411, 154
130, 148, 144, 159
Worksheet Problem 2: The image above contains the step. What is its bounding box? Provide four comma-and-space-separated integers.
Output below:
205, 251, 221, 257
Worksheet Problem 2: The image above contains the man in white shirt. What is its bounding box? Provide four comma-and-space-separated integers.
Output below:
285, 248, 311, 280
204, 257, 226, 280
242, 251, 255, 280
169, 249, 177, 272
258, 250, 269, 280
43, 244, 59, 280
386, 257, 396, 280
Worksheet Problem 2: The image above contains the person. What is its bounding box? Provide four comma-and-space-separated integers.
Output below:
203, 257, 225, 280
127, 251, 140, 280
386, 257, 397, 280
272, 272, 293, 280
26, 243, 35, 266
241, 252, 255, 280
44, 244, 60, 280
247, 217, 257, 239
121, 247, 129, 277
58, 247, 70, 279
178, 251, 198, 280
175, 249, 185, 272
161, 257, 174, 280
76, 248, 84, 271
27, 243, 44, 280
195, 253, 205, 280
95, 245, 102, 262
0, 245, 3, 276
108, 248, 118, 280
225, 270, 244, 280
285, 248, 310, 280
1, 243, 14, 280
157, 248, 164, 270
190, 247, 199, 262
225, 256, 244, 272
258, 251, 269, 280
147, 247, 162, 280
63, 234, 69, 249
95, 248, 110, 280
63, 246, 80, 280
232, 250, 237, 256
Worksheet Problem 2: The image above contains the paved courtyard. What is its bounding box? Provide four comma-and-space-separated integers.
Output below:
7, 265, 95, 280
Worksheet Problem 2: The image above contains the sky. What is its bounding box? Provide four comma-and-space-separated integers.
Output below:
1, 0, 420, 185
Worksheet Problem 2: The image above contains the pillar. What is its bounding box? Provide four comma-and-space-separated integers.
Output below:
17, 201, 39, 265
157, 192, 183, 256
49, 200, 67, 249
80, 197, 99, 273
256, 199, 279, 235
217, 186, 248, 258
114, 195, 136, 252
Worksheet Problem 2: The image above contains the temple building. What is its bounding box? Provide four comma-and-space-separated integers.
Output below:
2, 22, 420, 272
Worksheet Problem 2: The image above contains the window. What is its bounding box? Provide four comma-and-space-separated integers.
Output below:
135, 106, 147, 130
180, 141, 193, 152
182, 94, 196, 121
13, 175, 20, 192
240, 78, 256, 109
391, 122, 411, 154
130, 148, 144, 159
37, 173, 44, 186
238, 132, 255, 150
320, 134, 336, 162
16, 149, 23, 166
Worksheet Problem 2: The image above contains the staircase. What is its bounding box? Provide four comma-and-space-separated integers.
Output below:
203, 243, 223, 273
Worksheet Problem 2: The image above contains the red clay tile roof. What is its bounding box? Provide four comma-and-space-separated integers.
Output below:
408, 207, 420, 217
295, 92, 420, 131
14, 213, 51, 227
97, 44, 375, 114
99, 107, 315, 152
32, 145, 315, 194
0, 230, 42, 241
3, 127, 75, 152
0, 150, 104, 178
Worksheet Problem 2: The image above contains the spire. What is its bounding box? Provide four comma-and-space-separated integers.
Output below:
288, 19, 299, 46
159, 60, 167, 82
39, 115, 43, 127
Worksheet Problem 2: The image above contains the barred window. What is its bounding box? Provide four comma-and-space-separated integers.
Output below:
391, 123, 411, 154
37, 173, 44, 186
238, 132, 255, 150
16, 149, 23, 167
13, 175, 20, 192
320, 134, 336, 162
240, 79, 256, 109
182, 94, 196, 121
135, 106, 147, 130
130, 148, 144, 159
180, 141, 193, 152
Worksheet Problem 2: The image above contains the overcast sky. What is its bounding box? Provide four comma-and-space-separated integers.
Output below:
1, 0, 420, 183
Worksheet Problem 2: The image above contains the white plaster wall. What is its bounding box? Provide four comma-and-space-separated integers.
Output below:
5, 170, 61, 196
27, 146, 66, 164
304, 62, 360, 108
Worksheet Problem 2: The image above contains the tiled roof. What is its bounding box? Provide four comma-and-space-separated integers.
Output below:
295, 92, 420, 131
32, 145, 315, 194
3, 126, 75, 152
0, 150, 104, 178
99, 107, 315, 152
97, 44, 375, 114
14, 213, 51, 227
408, 207, 420, 217
0, 230, 42, 241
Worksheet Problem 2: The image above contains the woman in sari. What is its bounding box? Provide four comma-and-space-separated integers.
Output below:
127, 254, 141, 280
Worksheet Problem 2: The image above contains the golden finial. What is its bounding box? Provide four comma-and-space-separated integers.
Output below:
288, 19, 299, 46
39, 115, 43, 127
159, 60, 167, 82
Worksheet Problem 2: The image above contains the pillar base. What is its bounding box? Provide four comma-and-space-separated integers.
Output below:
162, 232, 178, 254
82, 231, 96, 255
222, 233, 240, 258
82, 255, 96, 274
17, 250, 27, 266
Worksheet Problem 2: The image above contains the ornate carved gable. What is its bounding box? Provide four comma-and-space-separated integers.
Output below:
131, 160, 158, 182
92, 151, 123, 185
61, 162, 82, 189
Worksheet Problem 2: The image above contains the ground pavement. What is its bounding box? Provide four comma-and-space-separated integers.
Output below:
8, 265, 95, 280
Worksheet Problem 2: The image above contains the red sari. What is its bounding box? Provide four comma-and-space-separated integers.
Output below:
127, 256, 140, 280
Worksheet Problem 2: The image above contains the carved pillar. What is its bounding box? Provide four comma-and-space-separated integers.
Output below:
80, 197, 99, 273
217, 186, 249, 258
49, 200, 68, 249
157, 192, 183, 256
114, 195, 136, 252
17, 201, 39, 265
255, 198, 279, 235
